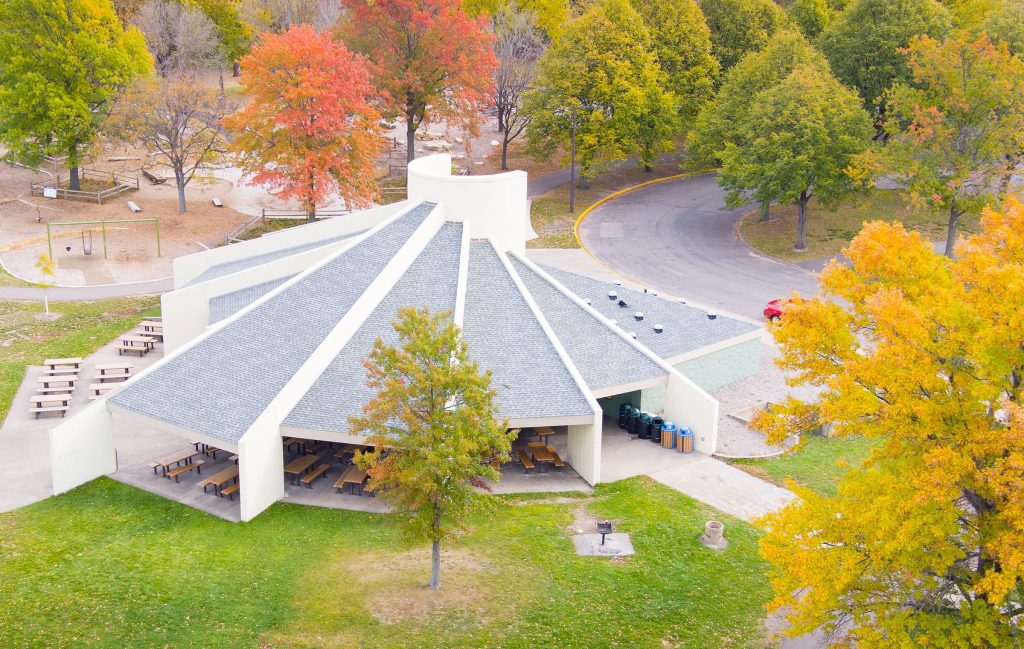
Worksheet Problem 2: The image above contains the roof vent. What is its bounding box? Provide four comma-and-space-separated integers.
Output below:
654, 324, 664, 334
608, 291, 617, 300
613, 281, 622, 286
584, 299, 591, 305
634, 311, 643, 321
629, 331, 637, 338
610, 319, 617, 326
677, 297, 686, 304
707, 311, 717, 320
649, 291, 658, 296
618, 299, 628, 308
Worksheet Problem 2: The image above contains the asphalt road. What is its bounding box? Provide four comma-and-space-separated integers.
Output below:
577, 173, 819, 321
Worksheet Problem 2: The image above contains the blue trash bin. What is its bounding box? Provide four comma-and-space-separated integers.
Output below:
660, 421, 676, 448
676, 427, 694, 454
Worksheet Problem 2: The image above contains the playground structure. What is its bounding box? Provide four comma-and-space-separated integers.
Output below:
46, 218, 161, 260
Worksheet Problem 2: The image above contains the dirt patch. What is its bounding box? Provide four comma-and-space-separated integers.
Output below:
350, 547, 499, 625
566, 498, 599, 535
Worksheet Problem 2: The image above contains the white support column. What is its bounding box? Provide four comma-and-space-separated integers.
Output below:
50, 401, 115, 495
566, 412, 603, 485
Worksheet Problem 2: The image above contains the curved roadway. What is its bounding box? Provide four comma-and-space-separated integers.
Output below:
577, 173, 819, 321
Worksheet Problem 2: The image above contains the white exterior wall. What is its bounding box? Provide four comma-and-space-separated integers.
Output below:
662, 371, 719, 454
50, 401, 115, 495
566, 414, 603, 485
407, 155, 534, 256
238, 416, 285, 522
172, 202, 407, 288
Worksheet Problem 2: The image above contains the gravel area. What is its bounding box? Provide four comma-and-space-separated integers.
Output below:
711, 340, 818, 458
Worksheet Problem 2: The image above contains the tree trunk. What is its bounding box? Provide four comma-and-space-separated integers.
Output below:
944, 204, 960, 258
578, 173, 589, 190
501, 135, 509, 170
218, 68, 225, 93
175, 169, 187, 214
69, 166, 80, 192
795, 191, 808, 251
429, 507, 442, 590
232, 61, 240, 77
759, 200, 770, 222
406, 117, 416, 164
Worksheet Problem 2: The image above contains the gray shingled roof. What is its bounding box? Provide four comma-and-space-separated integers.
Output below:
462, 244, 593, 420
284, 223, 463, 434
539, 265, 759, 360
509, 258, 666, 391
111, 203, 436, 442
185, 231, 365, 287
208, 275, 296, 324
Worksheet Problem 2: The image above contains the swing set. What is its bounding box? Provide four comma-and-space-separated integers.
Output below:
46, 218, 161, 260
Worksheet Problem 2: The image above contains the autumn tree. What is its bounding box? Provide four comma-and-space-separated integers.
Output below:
630, 0, 719, 125
855, 33, 1024, 257
351, 307, 515, 591
981, 0, 1024, 56
107, 75, 231, 213
340, 0, 497, 163
0, 0, 150, 191
757, 197, 1024, 647
783, 0, 835, 38
525, 0, 677, 183
224, 25, 382, 221
135, 0, 224, 76
719, 66, 872, 250
192, 0, 252, 77
240, 0, 340, 32
463, 0, 569, 41
698, 0, 785, 71
818, 0, 951, 116
493, 2, 546, 170
688, 29, 830, 220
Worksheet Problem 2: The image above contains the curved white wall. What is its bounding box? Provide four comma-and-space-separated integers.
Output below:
407, 154, 534, 255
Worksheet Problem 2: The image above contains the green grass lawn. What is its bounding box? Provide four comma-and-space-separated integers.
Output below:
0, 297, 159, 422
0, 477, 772, 648
0, 267, 30, 287
738, 190, 981, 262
733, 436, 878, 497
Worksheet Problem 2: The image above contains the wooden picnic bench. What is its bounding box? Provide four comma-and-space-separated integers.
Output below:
211, 197, 223, 207
530, 445, 554, 472
197, 465, 238, 495
283, 454, 320, 484
88, 383, 116, 400
43, 366, 79, 377
36, 385, 75, 395
117, 335, 154, 356
548, 447, 565, 470
141, 168, 168, 185
334, 466, 368, 494
304, 440, 328, 455
38, 375, 77, 388
95, 362, 133, 375
28, 393, 71, 418
283, 437, 305, 453
300, 463, 331, 488
44, 357, 82, 371
517, 450, 535, 473
127, 200, 142, 213
167, 459, 205, 482
220, 483, 240, 500
148, 449, 200, 476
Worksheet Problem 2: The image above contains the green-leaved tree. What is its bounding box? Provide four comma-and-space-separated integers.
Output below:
699, 0, 785, 71
0, 0, 151, 190
351, 307, 515, 591
525, 0, 677, 183
719, 66, 873, 250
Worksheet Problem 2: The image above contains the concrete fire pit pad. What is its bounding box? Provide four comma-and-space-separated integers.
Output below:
572, 533, 635, 557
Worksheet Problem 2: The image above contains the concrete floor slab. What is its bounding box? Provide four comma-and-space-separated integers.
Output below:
572, 533, 634, 557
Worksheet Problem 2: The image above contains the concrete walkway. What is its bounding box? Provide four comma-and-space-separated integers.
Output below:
648, 457, 795, 523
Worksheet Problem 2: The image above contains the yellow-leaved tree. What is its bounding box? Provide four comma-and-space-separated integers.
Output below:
757, 197, 1024, 647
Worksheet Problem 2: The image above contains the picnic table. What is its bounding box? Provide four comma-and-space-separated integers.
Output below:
117, 335, 155, 356
336, 466, 368, 494
149, 449, 200, 476
95, 362, 133, 382
532, 426, 555, 442
530, 445, 555, 471
283, 454, 320, 484
141, 322, 164, 341
88, 383, 116, 400
44, 358, 82, 371
28, 393, 72, 418
37, 375, 77, 393
201, 465, 239, 496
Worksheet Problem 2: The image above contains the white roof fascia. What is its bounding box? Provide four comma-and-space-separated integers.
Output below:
506, 414, 599, 428
173, 201, 410, 288
590, 375, 668, 400
492, 243, 601, 419
452, 213, 472, 329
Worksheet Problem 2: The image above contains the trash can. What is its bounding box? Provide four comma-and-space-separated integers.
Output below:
628, 408, 642, 436
661, 421, 676, 448
618, 402, 633, 429
676, 427, 694, 454
650, 415, 664, 443
639, 412, 653, 440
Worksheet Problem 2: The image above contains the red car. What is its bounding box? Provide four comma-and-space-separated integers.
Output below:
763, 298, 790, 322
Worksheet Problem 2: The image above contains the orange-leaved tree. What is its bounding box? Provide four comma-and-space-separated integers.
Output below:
225, 25, 382, 222
756, 197, 1024, 646
339, 0, 497, 163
